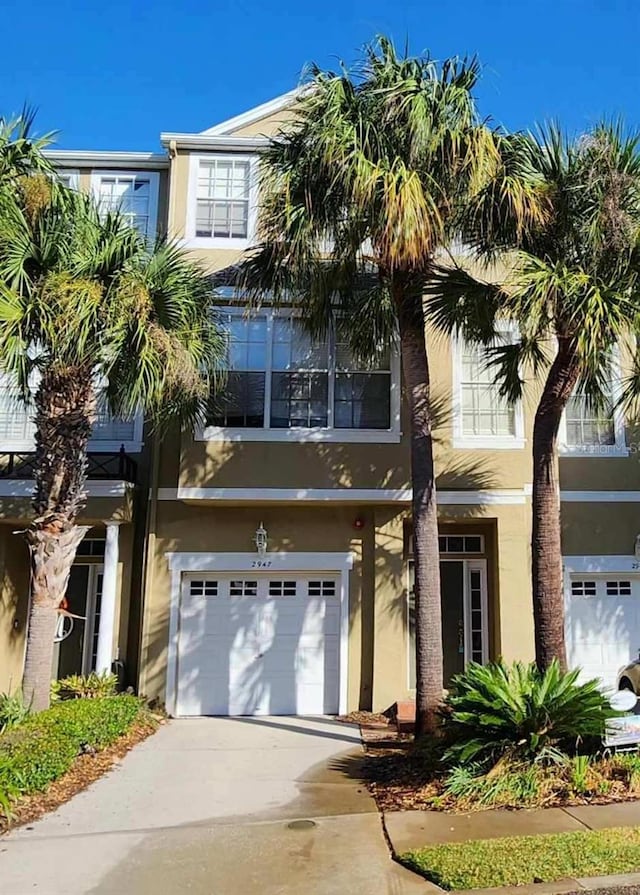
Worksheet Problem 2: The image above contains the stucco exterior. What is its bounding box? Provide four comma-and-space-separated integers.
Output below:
1, 90, 639, 714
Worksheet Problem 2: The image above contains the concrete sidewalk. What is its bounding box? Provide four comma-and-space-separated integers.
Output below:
384, 800, 640, 854
0, 717, 427, 895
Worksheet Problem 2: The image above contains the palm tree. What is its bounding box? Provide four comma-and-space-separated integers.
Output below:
428, 123, 640, 670
240, 37, 529, 734
0, 109, 53, 187
0, 180, 224, 710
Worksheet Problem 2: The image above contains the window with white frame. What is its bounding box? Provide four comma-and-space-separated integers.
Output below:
454, 328, 523, 447
560, 355, 625, 454
0, 378, 140, 451
206, 310, 395, 437
56, 169, 79, 190
91, 171, 159, 239
195, 158, 250, 239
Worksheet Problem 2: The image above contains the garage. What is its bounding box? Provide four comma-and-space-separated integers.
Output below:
566, 574, 640, 690
175, 573, 342, 716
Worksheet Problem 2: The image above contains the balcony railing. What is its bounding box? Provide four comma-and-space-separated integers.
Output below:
0, 446, 137, 484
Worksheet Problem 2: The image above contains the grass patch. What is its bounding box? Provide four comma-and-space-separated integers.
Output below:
401, 826, 640, 890
0, 695, 143, 818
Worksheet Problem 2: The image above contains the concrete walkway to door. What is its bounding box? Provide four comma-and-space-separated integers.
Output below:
0, 717, 427, 894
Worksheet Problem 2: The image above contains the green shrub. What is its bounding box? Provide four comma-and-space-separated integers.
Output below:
443, 659, 614, 765
0, 695, 141, 816
443, 761, 543, 808
52, 672, 118, 701
0, 692, 30, 734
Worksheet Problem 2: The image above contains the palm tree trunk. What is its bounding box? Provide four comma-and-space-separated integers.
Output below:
532, 337, 581, 672
21, 364, 95, 710
397, 295, 443, 737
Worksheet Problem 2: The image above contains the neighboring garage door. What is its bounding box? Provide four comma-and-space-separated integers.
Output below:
176, 574, 341, 716
566, 576, 640, 689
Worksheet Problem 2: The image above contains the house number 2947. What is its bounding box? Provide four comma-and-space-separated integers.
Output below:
251, 560, 272, 568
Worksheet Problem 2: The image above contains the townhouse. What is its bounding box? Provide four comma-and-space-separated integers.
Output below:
0, 89, 638, 715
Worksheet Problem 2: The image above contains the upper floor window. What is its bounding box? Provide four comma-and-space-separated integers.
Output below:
196, 159, 250, 239
453, 328, 524, 449
203, 310, 400, 443
559, 357, 626, 456
91, 171, 159, 240
56, 169, 79, 190
185, 154, 256, 249
0, 379, 142, 453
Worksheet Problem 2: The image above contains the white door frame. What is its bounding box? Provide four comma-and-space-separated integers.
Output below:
54, 563, 104, 678
407, 557, 489, 687
165, 551, 354, 717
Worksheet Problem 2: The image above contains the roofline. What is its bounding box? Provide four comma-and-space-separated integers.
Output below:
199, 86, 304, 136
160, 133, 269, 151
44, 150, 169, 169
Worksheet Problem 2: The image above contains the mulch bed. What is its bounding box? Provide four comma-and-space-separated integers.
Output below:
0, 716, 160, 834
362, 738, 640, 813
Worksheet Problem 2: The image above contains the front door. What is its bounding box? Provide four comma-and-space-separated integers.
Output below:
441, 561, 466, 684
52, 565, 103, 680
408, 558, 488, 688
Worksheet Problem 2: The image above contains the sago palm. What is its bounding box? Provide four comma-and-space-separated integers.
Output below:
428, 122, 640, 670
0, 178, 224, 710
240, 37, 537, 734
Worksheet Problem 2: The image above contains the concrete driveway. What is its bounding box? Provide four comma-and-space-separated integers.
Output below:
0, 716, 426, 894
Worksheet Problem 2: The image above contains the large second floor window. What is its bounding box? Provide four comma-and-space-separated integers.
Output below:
207, 310, 395, 438
460, 340, 515, 437
453, 328, 523, 448
92, 171, 159, 240
196, 159, 250, 239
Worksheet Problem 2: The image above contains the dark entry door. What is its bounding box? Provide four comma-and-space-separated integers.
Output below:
440, 561, 465, 686
55, 566, 90, 679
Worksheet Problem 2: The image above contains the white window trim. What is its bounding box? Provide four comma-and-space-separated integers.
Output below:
199, 307, 402, 444
90, 170, 160, 242
164, 550, 353, 717
57, 168, 79, 190
182, 153, 259, 250
451, 326, 525, 450
558, 350, 628, 457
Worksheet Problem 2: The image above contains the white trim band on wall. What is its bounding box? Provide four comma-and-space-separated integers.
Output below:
156, 486, 535, 505
164, 551, 353, 718
0, 479, 131, 498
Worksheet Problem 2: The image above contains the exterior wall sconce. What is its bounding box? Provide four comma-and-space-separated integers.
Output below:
254, 522, 268, 556
353, 517, 365, 531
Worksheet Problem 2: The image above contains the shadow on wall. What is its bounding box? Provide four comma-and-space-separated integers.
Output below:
140, 387, 503, 712
175, 583, 340, 716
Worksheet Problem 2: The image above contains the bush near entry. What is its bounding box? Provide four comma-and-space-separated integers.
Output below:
0, 695, 142, 816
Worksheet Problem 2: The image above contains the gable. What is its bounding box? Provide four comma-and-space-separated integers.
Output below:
200, 87, 303, 138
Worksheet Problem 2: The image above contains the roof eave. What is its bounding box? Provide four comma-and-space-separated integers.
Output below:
160, 133, 269, 151
44, 150, 169, 169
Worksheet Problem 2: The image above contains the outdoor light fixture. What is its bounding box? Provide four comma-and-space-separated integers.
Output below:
254, 522, 268, 556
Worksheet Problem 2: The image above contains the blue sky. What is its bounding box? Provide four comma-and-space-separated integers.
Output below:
2, 0, 638, 150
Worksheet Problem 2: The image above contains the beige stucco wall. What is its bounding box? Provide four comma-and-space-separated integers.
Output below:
139, 502, 369, 708
138, 496, 540, 713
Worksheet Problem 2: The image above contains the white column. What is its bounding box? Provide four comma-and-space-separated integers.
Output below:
95, 522, 120, 674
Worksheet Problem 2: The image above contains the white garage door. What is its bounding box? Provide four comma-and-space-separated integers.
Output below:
566, 576, 640, 689
176, 574, 341, 716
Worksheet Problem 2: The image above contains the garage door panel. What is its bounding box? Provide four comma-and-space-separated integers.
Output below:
177, 572, 342, 716
567, 575, 640, 690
